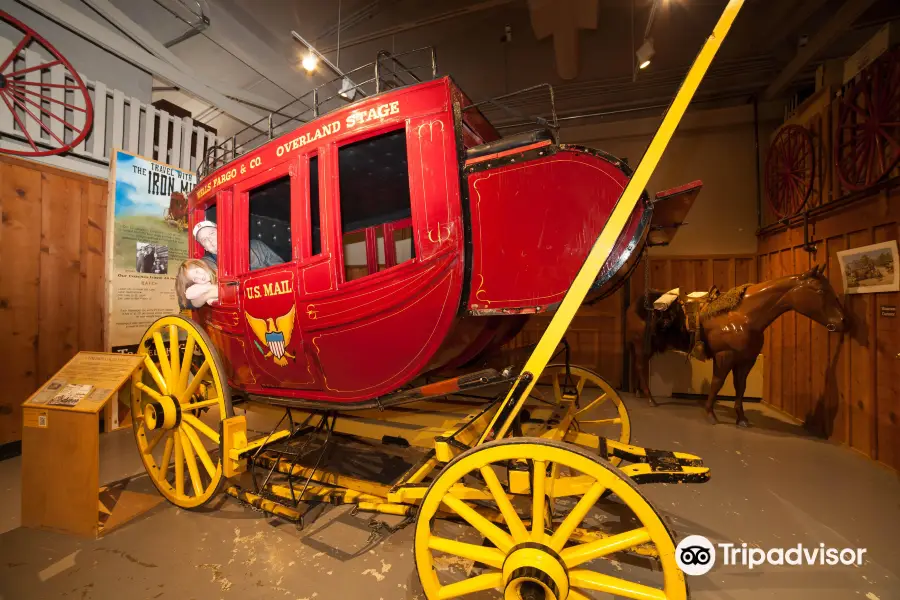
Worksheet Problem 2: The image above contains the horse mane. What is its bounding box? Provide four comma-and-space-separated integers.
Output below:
701, 283, 753, 319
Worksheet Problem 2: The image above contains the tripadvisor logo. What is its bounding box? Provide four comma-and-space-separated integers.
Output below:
675, 535, 867, 576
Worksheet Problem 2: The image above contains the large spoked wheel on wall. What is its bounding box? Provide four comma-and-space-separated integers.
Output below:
415, 439, 686, 600
535, 365, 631, 464
131, 315, 233, 509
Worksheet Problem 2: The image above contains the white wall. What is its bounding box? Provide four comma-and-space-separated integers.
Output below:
1, 1, 153, 102
561, 103, 781, 256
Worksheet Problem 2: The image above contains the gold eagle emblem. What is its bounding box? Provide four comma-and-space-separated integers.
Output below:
245, 306, 296, 367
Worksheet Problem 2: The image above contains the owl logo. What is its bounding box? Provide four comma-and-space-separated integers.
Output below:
245, 306, 296, 367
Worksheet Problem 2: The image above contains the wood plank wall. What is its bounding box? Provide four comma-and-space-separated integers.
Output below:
505, 292, 625, 387
758, 187, 900, 471
0, 156, 108, 446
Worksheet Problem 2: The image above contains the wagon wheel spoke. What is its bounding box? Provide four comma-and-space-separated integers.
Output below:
480, 466, 529, 542
428, 536, 505, 569
6, 89, 79, 141
158, 434, 174, 482
577, 417, 622, 426
0, 93, 39, 150
531, 459, 547, 539
182, 412, 220, 444
179, 360, 210, 404
174, 433, 185, 497
0, 32, 31, 72
178, 335, 196, 394
560, 527, 652, 568
441, 493, 514, 552
549, 481, 605, 551
168, 324, 181, 393
182, 421, 217, 478
575, 391, 609, 416
5, 59, 62, 78
569, 569, 667, 600
178, 428, 205, 497
143, 356, 168, 395
6, 84, 88, 113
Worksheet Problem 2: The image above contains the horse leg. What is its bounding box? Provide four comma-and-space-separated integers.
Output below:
704, 352, 734, 424
632, 342, 656, 406
732, 360, 754, 428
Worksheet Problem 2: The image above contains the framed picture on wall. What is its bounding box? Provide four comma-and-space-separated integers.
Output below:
837, 240, 899, 294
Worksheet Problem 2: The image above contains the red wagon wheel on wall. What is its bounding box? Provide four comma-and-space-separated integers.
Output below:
834, 46, 900, 191
765, 124, 815, 219
0, 10, 93, 157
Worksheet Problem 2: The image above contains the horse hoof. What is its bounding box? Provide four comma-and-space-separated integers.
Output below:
736, 418, 751, 428
705, 411, 719, 425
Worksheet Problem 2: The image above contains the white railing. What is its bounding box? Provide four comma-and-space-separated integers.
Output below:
0, 37, 224, 178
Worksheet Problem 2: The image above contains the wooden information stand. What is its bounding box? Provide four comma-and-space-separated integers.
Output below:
21, 352, 164, 537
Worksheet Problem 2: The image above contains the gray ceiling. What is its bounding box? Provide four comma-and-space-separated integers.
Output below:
99, 0, 899, 136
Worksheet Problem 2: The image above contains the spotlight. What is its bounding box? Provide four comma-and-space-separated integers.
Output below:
302, 53, 318, 72
636, 38, 655, 70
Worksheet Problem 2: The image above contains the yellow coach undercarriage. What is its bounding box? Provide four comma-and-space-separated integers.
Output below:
128, 2, 744, 598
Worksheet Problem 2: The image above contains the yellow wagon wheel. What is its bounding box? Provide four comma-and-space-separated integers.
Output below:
415, 439, 686, 600
535, 365, 631, 463
131, 315, 233, 509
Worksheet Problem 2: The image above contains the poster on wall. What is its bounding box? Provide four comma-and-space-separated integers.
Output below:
106, 149, 195, 353
837, 240, 900, 294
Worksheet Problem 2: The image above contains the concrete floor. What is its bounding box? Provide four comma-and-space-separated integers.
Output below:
1, 394, 898, 600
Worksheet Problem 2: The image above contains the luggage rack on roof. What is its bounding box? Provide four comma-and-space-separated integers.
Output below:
196, 47, 439, 179
463, 83, 559, 137
196, 47, 561, 181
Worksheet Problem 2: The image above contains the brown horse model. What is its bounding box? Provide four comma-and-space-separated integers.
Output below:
626, 265, 847, 426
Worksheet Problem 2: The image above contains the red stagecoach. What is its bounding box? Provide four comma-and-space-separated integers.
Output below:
132, 45, 719, 600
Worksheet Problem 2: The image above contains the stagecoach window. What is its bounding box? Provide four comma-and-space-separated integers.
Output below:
338, 128, 413, 281
310, 155, 321, 256
205, 204, 217, 224
247, 175, 292, 270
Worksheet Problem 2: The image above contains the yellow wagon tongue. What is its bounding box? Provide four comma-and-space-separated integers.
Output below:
479, 0, 747, 444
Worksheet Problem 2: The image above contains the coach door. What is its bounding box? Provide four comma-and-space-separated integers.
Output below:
234, 159, 315, 387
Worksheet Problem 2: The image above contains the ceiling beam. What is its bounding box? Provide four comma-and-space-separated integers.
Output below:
16, 0, 266, 126
528, 0, 599, 80
763, 0, 879, 99
764, 0, 831, 52
79, 0, 285, 112
317, 0, 518, 54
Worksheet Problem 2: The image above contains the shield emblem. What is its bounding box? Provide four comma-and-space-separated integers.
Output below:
265, 331, 286, 359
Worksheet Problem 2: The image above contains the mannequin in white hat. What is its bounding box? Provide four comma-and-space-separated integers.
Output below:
193, 221, 283, 271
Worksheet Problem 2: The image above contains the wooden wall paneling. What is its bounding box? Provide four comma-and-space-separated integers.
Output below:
735, 256, 754, 285
874, 223, 900, 469
712, 258, 731, 290
759, 253, 771, 406
670, 260, 691, 292
650, 259, 668, 290
794, 247, 812, 423
846, 229, 876, 458
825, 234, 849, 444
0, 163, 43, 446
781, 248, 796, 416
809, 244, 829, 436
79, 182, 108, 352
39, 173, 84, 385
769, 251, 783, 411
